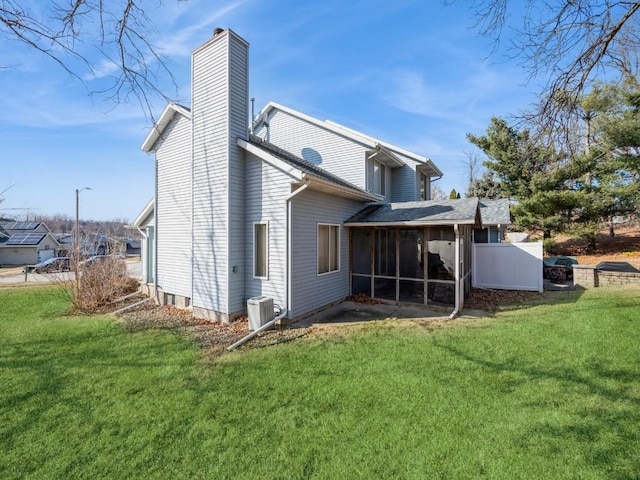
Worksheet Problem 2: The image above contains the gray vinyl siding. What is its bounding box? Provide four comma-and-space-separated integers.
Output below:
391, 153, 424, 202
191, 31, 248, 315
255, 109, 367, 189
289, 189, 366, 319
243, 153, 290, 309
155, 114, 192, 298
255, 108, 429, 202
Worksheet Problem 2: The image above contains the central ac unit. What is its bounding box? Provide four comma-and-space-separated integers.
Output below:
247, 296, 274, 331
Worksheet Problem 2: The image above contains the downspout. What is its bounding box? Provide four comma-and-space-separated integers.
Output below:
226, 308, 288, 351
285, 178, 311, 319
449, 223, 461, 319
226, 178, 309, 352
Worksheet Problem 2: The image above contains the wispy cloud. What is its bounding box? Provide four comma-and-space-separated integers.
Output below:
157, 1, 246, 58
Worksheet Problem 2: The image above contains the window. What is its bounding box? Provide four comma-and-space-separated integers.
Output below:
373, 160, 386, 196
318, 224, 340, 274
254, 222, 268, 278
419, 173, 429, 200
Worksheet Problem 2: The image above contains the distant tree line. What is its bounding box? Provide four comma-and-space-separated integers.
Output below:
29, 214, 136, 238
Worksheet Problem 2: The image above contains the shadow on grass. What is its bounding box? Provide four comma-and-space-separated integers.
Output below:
433, 340, 640, 478
0, 327, 202, 460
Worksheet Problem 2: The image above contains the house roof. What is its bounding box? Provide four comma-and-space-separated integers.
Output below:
0, 225, 9, 243
479, 199, 511, 227
241, 135, 379, 202
344, 198, 481, 227
141, 103, 192, 153
0, 221, 41, 231
253, 102, 443, 177
2, 233, 47, 246
132, 198, 155, 228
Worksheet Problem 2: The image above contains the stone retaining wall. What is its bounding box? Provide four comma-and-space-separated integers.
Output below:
573, 265, 640, 288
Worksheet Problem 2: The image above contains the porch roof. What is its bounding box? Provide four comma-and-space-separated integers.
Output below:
344, 198, 481, 227
479, 199, 511, 227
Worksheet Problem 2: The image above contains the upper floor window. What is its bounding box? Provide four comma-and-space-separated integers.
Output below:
373, 160, 386, 196
419, 173, 429, 200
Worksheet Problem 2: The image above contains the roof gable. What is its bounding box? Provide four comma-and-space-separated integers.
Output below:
132, 198, 155, 228
141, 103, 192, 153
253, 102, 443, 177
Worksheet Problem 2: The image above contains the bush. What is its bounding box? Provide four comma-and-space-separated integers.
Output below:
543, 238, 557, 255
71, 256, 139, 313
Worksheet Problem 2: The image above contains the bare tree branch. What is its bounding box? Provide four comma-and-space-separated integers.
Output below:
0, 0, 181, 119
461, 1, 640, 133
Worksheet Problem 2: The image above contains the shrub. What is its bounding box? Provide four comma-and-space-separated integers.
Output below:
51, 255, 139, 313
543, 238, 557, 255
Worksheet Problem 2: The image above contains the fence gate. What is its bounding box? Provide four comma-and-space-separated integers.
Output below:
472, 242, 543, 292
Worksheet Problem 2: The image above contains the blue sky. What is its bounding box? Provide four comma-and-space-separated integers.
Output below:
0, 0, 537, 222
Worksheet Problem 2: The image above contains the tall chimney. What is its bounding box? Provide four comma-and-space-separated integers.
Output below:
191, 29, 249, 320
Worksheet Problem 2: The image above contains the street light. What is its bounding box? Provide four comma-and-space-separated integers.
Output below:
75, 187, 91, 296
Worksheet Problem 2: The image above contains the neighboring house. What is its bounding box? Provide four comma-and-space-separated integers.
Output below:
475, 199, 511, 243
140, 28, 494, 322
0, 221, 60, 266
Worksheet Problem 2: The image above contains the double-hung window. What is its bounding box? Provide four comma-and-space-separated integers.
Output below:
317, 224, 340, 274
254, 222, 268, 278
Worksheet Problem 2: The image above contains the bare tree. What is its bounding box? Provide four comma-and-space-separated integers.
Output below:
461, 1, 640, 124
431, 184, 447, 200
1, 0, 180, 117
462, 149, 482, 192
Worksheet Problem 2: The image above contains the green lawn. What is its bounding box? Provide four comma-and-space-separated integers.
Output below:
1, 286, 639, 479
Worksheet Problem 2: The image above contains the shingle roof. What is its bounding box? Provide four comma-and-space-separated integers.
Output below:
345, 198, 481, 226
479, 199, 511, 226
247, 135, 374, 197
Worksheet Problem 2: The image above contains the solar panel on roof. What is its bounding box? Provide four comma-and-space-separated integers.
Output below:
1, 221, 39, 230
5, 233, 45, 245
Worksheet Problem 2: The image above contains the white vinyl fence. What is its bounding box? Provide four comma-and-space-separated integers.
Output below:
473, 242, 543, 292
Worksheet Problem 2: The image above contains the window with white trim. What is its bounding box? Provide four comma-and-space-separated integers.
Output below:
317, 224, 340, 274
254, 222, 268, 278
373, 160, 386, 196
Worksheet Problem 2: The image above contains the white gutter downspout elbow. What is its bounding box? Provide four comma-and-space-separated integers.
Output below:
226, 309, 288, 351
285, 178, 311, 320
449, 223, 461, 320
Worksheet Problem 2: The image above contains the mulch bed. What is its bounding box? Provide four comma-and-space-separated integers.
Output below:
118, 304, 312, 355
464, 288, 547, 312
117, 287, 547, 356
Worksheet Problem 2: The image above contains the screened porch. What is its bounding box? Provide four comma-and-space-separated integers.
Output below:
344, 199, 481, 316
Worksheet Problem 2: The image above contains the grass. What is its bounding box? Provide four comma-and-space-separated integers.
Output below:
1, 286, 640, 479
